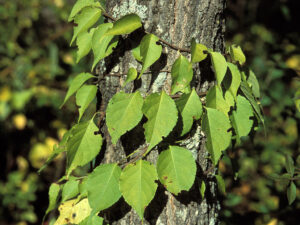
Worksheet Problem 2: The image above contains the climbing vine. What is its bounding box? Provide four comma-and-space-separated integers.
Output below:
40, 0, 265, 224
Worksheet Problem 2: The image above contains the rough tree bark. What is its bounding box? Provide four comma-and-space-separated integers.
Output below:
97, 0, 226, 224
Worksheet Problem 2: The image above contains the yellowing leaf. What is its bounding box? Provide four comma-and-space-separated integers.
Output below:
12, 113, 27, 130
29, 143, 52, 169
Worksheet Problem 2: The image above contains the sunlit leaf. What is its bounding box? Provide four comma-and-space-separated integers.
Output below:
76, 28, 96, 63
191, 39, 208, 63
106, 91, 144, 144
62, 178, 79, 202
76, 84, 97, 122
45, 183, 60, 216
106, 14, 142, 36
68, 0, 100, 22
229, 44, 246, 65
132, 44, 142, 62
123, 67, 138, 86
157, 146, 196, 195
79, 215, 103, 225
206, 85, 230, 116
209, 51, 228, 85
224, 62, 241, 100
119, 160, 157, 219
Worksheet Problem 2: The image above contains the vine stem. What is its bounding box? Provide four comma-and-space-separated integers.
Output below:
102, 12, 190, 53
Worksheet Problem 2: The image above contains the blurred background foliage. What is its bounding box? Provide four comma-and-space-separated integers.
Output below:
0, 0, 299, 224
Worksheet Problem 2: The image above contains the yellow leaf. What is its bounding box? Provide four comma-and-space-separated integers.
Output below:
13, 114, 27, 130
54, 198, 92, 225
29, 143, 52, 169
0, 86, 12, 102
267, 218, 278, 225
286, 55, 300, 73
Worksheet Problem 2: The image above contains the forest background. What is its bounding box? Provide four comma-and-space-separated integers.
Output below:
0, 0, 299, 224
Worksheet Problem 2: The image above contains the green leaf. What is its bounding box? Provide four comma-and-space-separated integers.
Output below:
247, 70, 260, 98
225, 62, 241, 100
171, 55, 193, 94
86, 163, 122, 212
230, 95, 254, 143
66, 119, 102, 176
91, 23, 117, 70
79, 215, 103, 225
198, 179, 206, 199
71, 7, 102, 45
191, 39, 208, 63
287, 181, 296, 205
142, 91, 178, 153
157, 146, 196, 195
285, 155, 295, 176
229, 44, 246, 65
206, 85, 230, 116
202, 108, 232, 165
76, 28, 96, 63
106, 91, 144, 144
175, 89, 203, 136
62, 178, 80, 202
209, 52, 228, 85
139, 34, 162, 77
106, 14, 142, 36
46, 183, 60, 215
215, 175, 226, 195
294, 88, 300, 112
61, 73, 95, 108
132, 44, 142, 62
68, 0, 100, 22
123, 67, 137, 87
76, 84, 97, 122
119, 160, 158, 219
240, 81, 264, 125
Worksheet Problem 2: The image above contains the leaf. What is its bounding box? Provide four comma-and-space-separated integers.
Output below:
54, 198, 92, 225
209, 51, 228, 85
175, 89, 203, 136
202, 108, 232, 165
123, 67, 138, 87
198, 179, 206, 199
240, 81, 264, 125
61, 73, 95, 108
106, 91, 144, 144
79, 215, 103, 225
171, 55, 193, 94
287, 182, 296, 205
225, 62, 241, 100
156, 146, 196, 195
68, 0, 100, 22
76, 84, 97, 122
86, 163, 122, 212
230, 95, 254, 143
66, 119, 102, 176
62, 178, 80, 202
215, 175, 226, 195
191, 39, 208, 63
76, 28, 96, 63
71, 7, 102, 45
45, 183, 60, 216
247, 70, 260, 98
229, 44, 246, 65
106, 14, 142, 36
139, 34, 162, 77
206, 85, 230, 116
91, 23, 117, 70
142, 91, 178, 153
132, 44, 142, 62
285, 155, 294, 176
119, 160, 158, 219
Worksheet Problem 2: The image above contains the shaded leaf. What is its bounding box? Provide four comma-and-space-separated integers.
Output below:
191, 39, 208, 63
171, 55, 193, 94
106, 91, 144, 144
106, 14, 142, 36
202, 108, 232, 165
142, 91, 178, 153
66, 119, 102, 176
206, 85, 230, 116
119, 160, 157, 219
287, 182, 296, 205
45, 183, 60, 216
209, 52, 228, 85
61, 73, 95, 108
225, 62, 241, 100
157, 146, 196, 195
76, 84, 97, 122
175, 89, 203, 136
247, 70, 260, 98
285, 155, 294, 176
215, 175, 226, 195
86, 163, 122, 212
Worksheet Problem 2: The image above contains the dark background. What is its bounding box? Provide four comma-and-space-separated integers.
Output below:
0, 0, 299, 224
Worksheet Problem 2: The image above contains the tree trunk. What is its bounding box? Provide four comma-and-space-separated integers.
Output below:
97, 0, 226, 224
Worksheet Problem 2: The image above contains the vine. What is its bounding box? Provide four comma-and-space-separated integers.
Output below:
40, 0, 265, 224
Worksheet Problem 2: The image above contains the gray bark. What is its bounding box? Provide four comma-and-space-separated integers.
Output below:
97, 0, 226, 224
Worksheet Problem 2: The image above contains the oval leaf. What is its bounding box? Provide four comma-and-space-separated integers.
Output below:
62, 178, 79, 202
68, 0, 100, 22
106, 91, 144, 144
76, 28, 96, 63
71, 7, 102, 45
209, 51, 228, 85
191, 39, 208, 63
171, 54, 193, 94
119, 160, 157, 219
285, 155, 295, 176
206, 85, 230, 116
287, 181, 296, 205
86, 163, 122, 212
157, 146, 196, 195
229, 44, 246, 65
225, 62, 241, 100
123, 67, 138, 87
202, 108, 232, 165
175, 89, 203, 136
247, 70, 260, 98
66, 119, 102, 176
142, 91, 178, 153
76, 84, 97, 122
139, 34, 162, 77
106, 14, 142, 36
